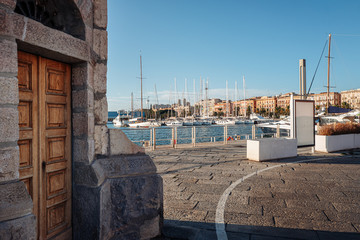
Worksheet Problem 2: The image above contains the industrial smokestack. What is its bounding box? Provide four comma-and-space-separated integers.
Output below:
299, 59, 306, 99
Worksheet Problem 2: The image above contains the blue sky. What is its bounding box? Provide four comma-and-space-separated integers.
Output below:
107, 0, 360, 111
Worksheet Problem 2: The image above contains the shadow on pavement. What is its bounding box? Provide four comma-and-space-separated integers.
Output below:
155, 219, 360, 240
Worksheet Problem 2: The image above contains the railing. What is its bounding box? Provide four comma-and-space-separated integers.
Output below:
118, 124, 289, 150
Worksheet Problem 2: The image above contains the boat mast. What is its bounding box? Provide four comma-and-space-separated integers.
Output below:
243, 76, 246, 117
199, 76, 203, 116
326, 33, 332, 112
226, 80, 229, 117
131, 92, 134, 118
185, 78, 188, 117
193, 79, 196, 116
205, 78, 209, 117
140, 54, 143, 121
154, 84, 159, 120
235, 81, 238, 117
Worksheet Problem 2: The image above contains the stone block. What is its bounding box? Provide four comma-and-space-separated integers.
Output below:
140, 215, 161, 239
76, 0, 93, 27
109, 129, 145, 155
0, 146, 19, 182
73, 155, 163, 240
0, 0, 16, 10
0, 77, 18, 105
0, 107, 19, 142
107, 174, 163, 239
73, 138, 95, 164
84, 24, 93, 46
93, 28, 108, 60
247, 138, 297, 161
72, 88, 94, 111
94, 96, 108, 124
23, 18, 89, 62
93, 0, 108, 29
94, 125, 109, 156
72, 112, 94, 137
0, 214, 36, 240
96, 154, 157, 178
72, 62, 94, 88
0, 181, 33, 222
0, 38, 17, 74
73, 184, 101, 240
94, 63, 107, 94
73, 161, 104, 187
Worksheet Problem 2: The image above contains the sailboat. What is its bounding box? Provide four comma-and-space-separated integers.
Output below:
129, 54, 160, 128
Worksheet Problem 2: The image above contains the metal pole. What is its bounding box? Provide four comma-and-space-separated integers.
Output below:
327, 33, 331, 113
252, 125, 256, 139
171, 128, 175, 148
152, 128, 156, 150
276, 125, 280, 138
140, 54, 143, 121
175, 127, 178, 149
150, 128, 152, 148
224, 126, 226, 144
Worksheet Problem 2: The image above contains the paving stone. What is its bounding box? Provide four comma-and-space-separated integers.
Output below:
332, 202, 360, 214
264, 207, 328, 221
225, 213, 274, 227
150, 144, 360, 239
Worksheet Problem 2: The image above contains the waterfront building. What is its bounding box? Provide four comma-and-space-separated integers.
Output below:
276, 93, 301, 110
214, 100, 233, 116
196, 98, 221, 116
255, 96, 277, 113
340, 89, 360, 109
234, 98, 257, 116
308, 92, 341, 109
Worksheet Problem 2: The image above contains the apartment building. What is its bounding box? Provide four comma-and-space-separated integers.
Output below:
255, 96, 277, 113
308, 92, 341, 109
276, 93, 301, 109
234, 98, 257, 115
341, 89, 360, 109
214, 100, 233, 116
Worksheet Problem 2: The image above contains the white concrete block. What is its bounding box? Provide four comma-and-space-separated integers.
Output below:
355, 134, 360, 149
315, 134, 356, 153
247, 138, 297, 161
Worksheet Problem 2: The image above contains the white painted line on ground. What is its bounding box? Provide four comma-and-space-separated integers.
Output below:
215, 155, 352, 240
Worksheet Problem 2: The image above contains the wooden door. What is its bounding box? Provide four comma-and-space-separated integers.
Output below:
18, 51, 72, 240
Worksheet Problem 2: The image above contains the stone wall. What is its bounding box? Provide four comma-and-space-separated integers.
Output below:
0, 0, 163, 239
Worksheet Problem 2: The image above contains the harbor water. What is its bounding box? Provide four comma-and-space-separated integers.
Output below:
107, 123, 266, 146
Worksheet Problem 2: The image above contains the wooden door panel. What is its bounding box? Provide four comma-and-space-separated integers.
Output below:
18, 51, 72, 240
40, 57, 72, 239
18, 52, 39, 227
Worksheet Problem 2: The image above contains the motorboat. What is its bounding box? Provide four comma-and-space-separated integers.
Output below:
256, 119, 290, 136
319, 109, 360, 124
128, 118, 161, 128
165, 119, 183, 127
112, 114, 128, 127
215, 118, 236, 125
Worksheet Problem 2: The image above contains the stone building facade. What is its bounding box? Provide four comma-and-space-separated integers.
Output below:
255, 96, 277, 113
276, 93, 301, 110
308, 92, 341, 109
341, 89, 360, 109
0, 0, 162, 239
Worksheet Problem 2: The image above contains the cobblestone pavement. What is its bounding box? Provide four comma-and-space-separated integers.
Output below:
147, 142, 360, 240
